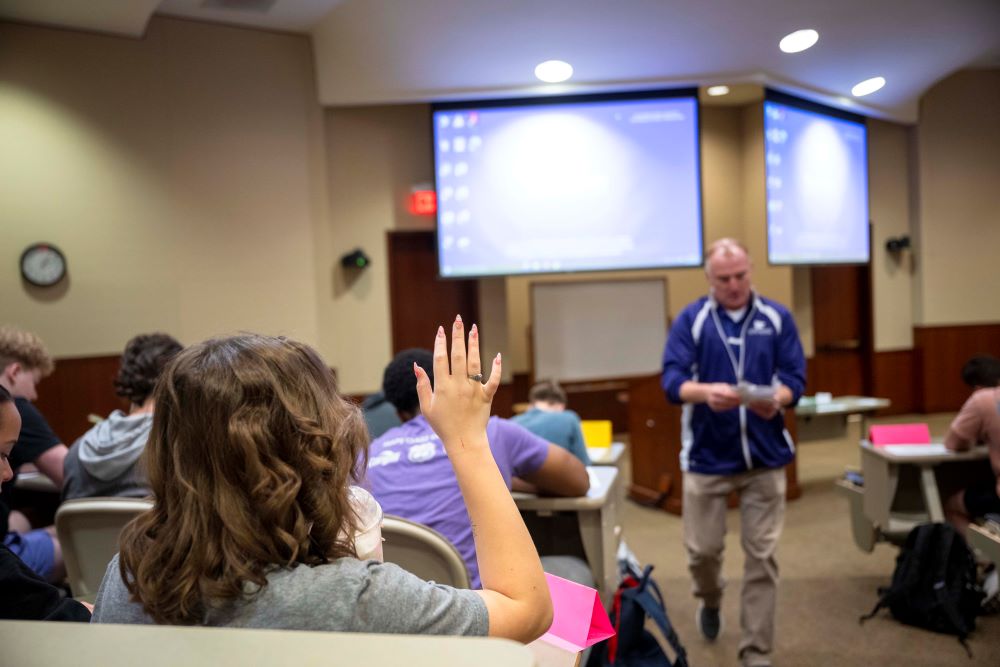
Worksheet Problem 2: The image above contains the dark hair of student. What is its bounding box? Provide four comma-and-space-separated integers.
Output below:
529, 379, 567, 405
382, 348, 434, 415
113, 333, 184, 405
118, 333, 369, 625
961, 355, 1000, 389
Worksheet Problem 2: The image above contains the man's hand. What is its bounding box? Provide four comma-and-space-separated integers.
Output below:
748, 384, 792, 420
705, 383, 741, 412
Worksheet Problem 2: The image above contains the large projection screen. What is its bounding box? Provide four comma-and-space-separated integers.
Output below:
433, 90, 703, 278
764, 91, 870, 265
531, 279, 668, 382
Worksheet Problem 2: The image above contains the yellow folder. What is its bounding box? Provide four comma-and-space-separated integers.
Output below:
580, 420, 613, 448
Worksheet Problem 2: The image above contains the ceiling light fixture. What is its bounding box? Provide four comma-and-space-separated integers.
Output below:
534, 60, 573, 83
851, 76, 886, 97
706, 85, 730, 97
779, 29, 819, 54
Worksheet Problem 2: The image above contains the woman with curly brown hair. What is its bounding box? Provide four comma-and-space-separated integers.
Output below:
91, 320, 553, 642
63, 333, 183, 500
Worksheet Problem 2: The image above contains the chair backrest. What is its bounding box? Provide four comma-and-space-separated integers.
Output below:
380, 514, 470, 589
55, 497, 153, 600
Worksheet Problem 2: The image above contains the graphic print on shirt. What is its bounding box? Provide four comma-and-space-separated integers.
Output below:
407, 442, 437, 463
748, 319, 775, 336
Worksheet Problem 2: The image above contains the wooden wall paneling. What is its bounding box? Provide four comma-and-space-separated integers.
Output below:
871, 349, 917, 415
627, 374, 683, 513
913, 323, 1000, 412
34, 355, 125, 445
562, 379, 631, 434
387, 230, 480, 355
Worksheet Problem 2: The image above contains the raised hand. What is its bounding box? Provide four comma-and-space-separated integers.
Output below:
414, 315, 501, 452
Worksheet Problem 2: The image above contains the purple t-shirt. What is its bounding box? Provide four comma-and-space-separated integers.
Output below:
365, 415, 550, 587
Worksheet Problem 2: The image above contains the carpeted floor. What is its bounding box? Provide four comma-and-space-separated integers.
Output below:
618, 413, 1000, 666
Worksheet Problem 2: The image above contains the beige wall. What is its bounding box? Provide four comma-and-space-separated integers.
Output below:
868, 119, 915, 350
3, 15, 995, 395
1, 18, 324, 357
914, 69, 1000, 326
316, 105, 434, 393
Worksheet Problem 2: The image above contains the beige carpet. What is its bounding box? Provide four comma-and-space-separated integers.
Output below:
618, 413, 1000, 666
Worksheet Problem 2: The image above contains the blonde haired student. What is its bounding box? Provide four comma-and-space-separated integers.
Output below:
91, 321, 553, 642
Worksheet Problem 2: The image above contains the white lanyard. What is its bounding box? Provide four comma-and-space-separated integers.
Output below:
709, 300, 756, 382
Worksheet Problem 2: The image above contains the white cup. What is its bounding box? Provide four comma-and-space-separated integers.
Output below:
347, 486, 384, 562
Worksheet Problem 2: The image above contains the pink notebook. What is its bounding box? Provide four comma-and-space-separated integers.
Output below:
538, 573, 616, 653
869, 423, 931, 446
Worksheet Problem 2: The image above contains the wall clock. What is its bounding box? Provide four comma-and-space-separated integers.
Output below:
20, 243, 67, 287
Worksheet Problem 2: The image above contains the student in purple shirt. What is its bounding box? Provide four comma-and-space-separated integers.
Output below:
367, 347, 590, 587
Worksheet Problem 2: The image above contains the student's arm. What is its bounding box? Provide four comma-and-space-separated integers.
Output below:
945, 394, 981, 452
518, 444, 589, 497
415, 318, 552, 644
34, 443, 68, 487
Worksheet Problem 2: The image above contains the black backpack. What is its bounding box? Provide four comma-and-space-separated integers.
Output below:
860, 522, 984, 656
587, 564, 689, 667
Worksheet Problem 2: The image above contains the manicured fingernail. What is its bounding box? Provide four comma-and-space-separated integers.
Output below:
413, 362, 419, 375
471, 323, 478, 336
437, 326, 444, 336
495, 352, 501, 362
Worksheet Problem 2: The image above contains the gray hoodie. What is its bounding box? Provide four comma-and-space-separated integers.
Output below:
62, 410, 153, 501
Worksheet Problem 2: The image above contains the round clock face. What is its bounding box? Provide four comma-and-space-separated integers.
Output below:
20, 243, 67, 287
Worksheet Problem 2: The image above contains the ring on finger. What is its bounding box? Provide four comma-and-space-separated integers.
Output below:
468, 373, 484, 383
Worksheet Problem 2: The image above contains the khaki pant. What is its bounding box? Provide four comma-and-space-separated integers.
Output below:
683, 467, 786, 663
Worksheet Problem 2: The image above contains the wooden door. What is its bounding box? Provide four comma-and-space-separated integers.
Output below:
387, 230, 479, 354
809, 264, 873, 396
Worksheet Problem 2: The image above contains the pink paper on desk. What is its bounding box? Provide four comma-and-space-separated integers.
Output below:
869, 423, 931, 446
539, 573, 616, 653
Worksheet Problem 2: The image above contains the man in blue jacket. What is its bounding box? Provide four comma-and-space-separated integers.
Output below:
661, 239, 805, 667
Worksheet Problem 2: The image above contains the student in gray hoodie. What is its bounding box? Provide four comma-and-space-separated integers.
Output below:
62, 333, 182, 501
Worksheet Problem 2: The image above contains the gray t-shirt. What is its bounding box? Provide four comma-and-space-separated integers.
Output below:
91, 554, 488, 635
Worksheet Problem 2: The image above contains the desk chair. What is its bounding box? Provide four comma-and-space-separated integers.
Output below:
380, 515, 470, 589
55, 497, 153, 600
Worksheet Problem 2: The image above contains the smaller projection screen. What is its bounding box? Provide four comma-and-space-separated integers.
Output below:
432, 89, 703, 277
764, 91, 870, 265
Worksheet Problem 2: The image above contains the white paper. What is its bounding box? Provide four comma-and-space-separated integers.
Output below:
880, 444, 950, 457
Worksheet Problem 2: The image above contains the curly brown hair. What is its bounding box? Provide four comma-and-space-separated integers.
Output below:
118, 333, 369, 624
0, 326, 54, 376
113, 333, 183, 405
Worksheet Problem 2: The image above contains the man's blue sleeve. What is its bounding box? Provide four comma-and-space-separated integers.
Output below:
776, 310, 806, 405
661, 311, 696, 405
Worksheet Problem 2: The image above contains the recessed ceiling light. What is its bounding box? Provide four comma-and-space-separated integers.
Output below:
535, 60, 573, 84
779, 29, 819, 54
851, 76, 886, 97
706, 85, 730, 97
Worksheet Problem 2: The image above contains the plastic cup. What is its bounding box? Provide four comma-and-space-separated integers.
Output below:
347, 486, 384, 562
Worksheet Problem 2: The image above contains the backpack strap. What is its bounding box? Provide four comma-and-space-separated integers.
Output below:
630, 567, 689, 667
930, 527, 975, 655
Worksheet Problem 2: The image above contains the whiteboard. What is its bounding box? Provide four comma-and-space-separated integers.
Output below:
531, 279, 669, 382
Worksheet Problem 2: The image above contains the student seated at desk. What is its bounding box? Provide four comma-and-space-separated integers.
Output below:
0, 385, 91, 622
944, 355, 1000, 537
63, 333, 182, 501
511, 380, 592, 465
0, 326, 67, 582
92, 324, 555, 643
366, 348, 590, 588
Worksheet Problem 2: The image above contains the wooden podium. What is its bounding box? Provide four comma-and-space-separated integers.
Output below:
626, 374, 800, 515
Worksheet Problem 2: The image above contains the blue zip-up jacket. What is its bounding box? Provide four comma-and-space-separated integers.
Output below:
661, 292, 806, 475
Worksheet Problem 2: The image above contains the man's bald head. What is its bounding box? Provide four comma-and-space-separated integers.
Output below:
704, 238, 752, 310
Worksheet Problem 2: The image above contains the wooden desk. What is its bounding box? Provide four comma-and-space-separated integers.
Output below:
860, 441, 989, 539
514, 466, 620, 606
0, 620, 537, 667
795, 395, 890, 441
586, 442, 625, 467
